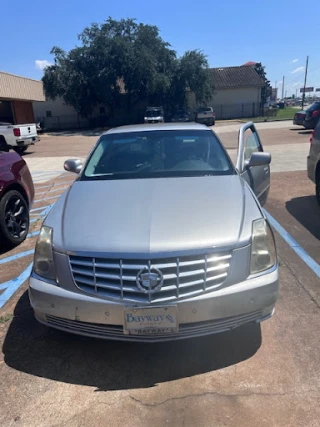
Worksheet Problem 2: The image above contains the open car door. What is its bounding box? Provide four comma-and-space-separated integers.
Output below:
236, 122, 271, 206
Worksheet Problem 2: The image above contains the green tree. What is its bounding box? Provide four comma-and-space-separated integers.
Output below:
254, 62, 272, 110
42, 18, 215, 121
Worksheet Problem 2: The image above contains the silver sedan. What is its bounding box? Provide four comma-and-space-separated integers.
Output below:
29, 122, 279, 342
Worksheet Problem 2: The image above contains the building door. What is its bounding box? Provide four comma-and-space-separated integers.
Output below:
0, 100, 14, 123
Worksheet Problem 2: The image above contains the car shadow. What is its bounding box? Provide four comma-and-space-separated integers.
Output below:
298, 130, 313, 135
3, 291, 262, 391
286, 196, 320, 240
290, 127, 304, 131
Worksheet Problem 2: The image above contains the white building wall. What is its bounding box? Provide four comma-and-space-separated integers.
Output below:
187, 86, 261, 119
33, 97, 77, 117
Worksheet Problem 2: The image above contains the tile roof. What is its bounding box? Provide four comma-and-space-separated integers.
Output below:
211, 66, 264, 89
242, 61, 257, 66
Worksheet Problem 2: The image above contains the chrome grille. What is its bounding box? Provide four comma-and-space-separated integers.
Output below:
69, 252, 232, 303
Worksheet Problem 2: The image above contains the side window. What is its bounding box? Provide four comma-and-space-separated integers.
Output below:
244, 130, 263, 161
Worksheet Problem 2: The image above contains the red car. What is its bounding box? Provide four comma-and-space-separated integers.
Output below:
0, 151, 34, 248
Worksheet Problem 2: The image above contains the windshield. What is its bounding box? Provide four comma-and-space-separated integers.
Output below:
82, 130, 235, 181
198, 108, 212, 113
146, 109, 162, 117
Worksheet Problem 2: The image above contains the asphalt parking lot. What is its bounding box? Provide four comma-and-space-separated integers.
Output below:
0, 120, 319, 427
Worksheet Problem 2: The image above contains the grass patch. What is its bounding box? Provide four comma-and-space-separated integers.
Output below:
239, 107, 299, 123
0, 313, 14, 324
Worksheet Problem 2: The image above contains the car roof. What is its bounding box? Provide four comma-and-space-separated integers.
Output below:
104, 123, 210, 135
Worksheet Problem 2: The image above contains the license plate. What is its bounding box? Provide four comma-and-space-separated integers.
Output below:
124, 306, 178, 335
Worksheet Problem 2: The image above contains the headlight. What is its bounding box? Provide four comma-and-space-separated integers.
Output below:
33, 226, 55, 280
250, 219, 276, 274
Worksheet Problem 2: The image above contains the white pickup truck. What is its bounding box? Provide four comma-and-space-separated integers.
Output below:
0, 122, 39, 154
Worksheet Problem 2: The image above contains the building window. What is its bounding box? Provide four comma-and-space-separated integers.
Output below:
99, 107, 106, 114
46, 111, 52, 118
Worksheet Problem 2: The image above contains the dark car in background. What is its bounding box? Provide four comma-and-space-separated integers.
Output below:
293, 110, 306, 127
195, 107, 215, 126
171, 110, 192, 123
144, 107, 164, 124
303, 102, 320, 130
0, 151, 34, 248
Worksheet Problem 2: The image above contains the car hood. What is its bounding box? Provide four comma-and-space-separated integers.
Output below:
47, 176, 262, 254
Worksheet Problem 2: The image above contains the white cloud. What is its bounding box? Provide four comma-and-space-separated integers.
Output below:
291, 59, 299, 63
291, 66, 304, 74
35, 59, 52, 70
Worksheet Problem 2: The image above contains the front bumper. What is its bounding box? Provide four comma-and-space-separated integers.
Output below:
196, 118, 215, 125
293, 118, 304, 126
29, 267, 279, 342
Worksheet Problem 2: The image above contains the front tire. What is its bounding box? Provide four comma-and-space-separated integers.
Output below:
0, 190, 29, 249
0, 136, 9, 152
316, 170, 320, 206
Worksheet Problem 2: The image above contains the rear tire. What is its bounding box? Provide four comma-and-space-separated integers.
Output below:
0, 136, 9, 152
316, 170, 320, 206
0, 190, 29, 249
13, 146, 28, 155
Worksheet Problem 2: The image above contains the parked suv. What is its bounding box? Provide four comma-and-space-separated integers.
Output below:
307, 119, 320, 205
195, 107, 215, 126
144, 107, 164, 124
29, 122, 279, 342
303, 102, 320, 130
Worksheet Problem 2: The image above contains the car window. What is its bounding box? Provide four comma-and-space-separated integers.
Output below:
198, 108, 212, 113
244, 130, 263, 161
82, 130, 235, 180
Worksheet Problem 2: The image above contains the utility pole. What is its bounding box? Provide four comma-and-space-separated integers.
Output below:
301, 55, 309, 110
282, 76, 285, 100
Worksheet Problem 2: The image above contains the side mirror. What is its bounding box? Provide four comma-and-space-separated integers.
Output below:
64, 158, 83, 174
246, 152, 271, 168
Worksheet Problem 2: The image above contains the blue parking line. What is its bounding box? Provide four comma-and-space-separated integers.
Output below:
265, 210, 320, 278
33, 194, 60, 203
30, 204, 53, 213
0, 249, 34, 266
0, 263, 33, 309
27, 230, 40, 238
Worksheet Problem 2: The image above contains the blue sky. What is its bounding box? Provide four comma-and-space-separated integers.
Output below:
1, 0, 319, 96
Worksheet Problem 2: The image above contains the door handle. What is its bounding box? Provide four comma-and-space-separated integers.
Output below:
263, 167, 269, 173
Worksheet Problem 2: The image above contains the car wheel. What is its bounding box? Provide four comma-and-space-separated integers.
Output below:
0, 190, 29, 249
0, 136, 9, 152
13, 146, 28, 155
316, 170, 320, 206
